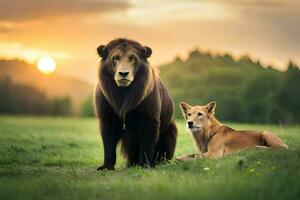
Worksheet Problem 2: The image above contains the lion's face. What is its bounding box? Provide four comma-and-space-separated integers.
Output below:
110, 48, 139, 87
97, 39, 152, 88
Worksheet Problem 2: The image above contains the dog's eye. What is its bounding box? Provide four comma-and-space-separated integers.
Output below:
187, 113, 191, 116
112, 55, 120, 63
198, 112, 203, 116
129, 55, 137, 63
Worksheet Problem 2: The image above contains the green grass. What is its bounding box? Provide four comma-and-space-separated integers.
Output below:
0, 116, 299, 200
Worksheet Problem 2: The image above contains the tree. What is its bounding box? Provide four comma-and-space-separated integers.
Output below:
0, 77, 48, 115
271, 61, 300, 124
48, 97, 72, 116
80, 95, 95, 117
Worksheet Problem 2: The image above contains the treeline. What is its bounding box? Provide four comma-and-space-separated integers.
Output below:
160, 50, 300, 124
79, 51, 300, 124
0, 77, 72, 116
239, 63, 300, 124
80, 95, 95, 117
3, 50, 298, 124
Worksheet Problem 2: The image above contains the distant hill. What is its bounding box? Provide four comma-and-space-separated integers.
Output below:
159, 50, 300, 124
1, 53, 299, 123
0, 59, 93, 113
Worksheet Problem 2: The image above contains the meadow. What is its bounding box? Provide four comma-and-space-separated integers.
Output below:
0, 116, 299, 200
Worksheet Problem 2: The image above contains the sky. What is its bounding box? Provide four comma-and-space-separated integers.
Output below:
0, 0, 299, 84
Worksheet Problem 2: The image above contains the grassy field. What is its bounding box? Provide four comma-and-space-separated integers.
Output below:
0, 116, 299, 200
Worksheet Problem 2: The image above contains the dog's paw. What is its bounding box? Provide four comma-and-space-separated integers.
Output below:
175, 156, 188, 161
97, 165, 115, 171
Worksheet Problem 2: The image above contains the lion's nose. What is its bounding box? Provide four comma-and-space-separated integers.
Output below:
118, 71, 129, 78
187, 121, 193, 128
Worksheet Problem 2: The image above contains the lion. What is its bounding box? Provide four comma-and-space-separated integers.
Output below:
94, 38, 177, 170
176, 101, 288, 160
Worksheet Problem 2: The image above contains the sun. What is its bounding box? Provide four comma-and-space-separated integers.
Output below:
37, 57, 56, 74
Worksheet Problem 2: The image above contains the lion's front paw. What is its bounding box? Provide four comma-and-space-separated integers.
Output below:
97, 165, 115, 171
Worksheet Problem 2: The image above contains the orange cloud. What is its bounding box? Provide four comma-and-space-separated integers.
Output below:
0, 41, 71, 63
0, 0, 129, 21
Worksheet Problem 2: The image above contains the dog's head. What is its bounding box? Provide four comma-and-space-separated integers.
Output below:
179, 101, 216, 133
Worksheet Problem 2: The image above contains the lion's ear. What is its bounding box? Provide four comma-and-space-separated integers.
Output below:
204, 101, 216, 114
97, 45, 107, 58
142, 46, 152, 59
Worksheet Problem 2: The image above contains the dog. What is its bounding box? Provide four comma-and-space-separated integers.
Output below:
176, 101, 288, 160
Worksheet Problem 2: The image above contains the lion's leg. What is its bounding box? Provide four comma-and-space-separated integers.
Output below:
97, 119, 122, 171
122, 131, 139, 168
154, 120, 177, 165
138, 120, 160, 167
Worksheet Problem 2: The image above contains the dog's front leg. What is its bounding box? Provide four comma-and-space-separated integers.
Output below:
255, 145, 270, 149
202, 150, 224, 159
176, 153, 200, 161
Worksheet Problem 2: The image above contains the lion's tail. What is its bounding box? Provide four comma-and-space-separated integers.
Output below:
262, 131, 288, 149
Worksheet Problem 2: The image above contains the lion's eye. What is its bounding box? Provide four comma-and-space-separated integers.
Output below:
198, 112, 203, 116
112, 55, 120, 63
187, 113, 191, 116
129, 55, 137, 63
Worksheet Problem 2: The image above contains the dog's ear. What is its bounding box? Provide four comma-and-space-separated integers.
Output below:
204, 101, 216, 114
180, 102, 192, 118
142, 46, 152, 59
97, 45, 107, 59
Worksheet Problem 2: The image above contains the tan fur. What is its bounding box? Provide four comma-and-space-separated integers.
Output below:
176, 101, 288, 161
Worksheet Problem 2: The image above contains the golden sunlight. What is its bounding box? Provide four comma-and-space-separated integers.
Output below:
37, 57, 56, 74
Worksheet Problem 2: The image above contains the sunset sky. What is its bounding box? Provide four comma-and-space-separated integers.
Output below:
0, 0, 299, 84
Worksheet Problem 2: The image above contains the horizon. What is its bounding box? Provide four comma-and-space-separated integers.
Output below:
1, 48, 299, 85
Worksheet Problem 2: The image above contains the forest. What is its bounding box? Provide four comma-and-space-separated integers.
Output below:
1, 51, 300, 124
0, 77, 72, 116
160, 50, 300, 124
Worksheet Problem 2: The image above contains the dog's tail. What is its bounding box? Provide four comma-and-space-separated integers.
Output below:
262, 131, 288, 149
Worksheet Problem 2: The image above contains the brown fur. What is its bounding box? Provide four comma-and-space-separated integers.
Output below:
176, 101, 288, 160
94, 38, 177, 170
